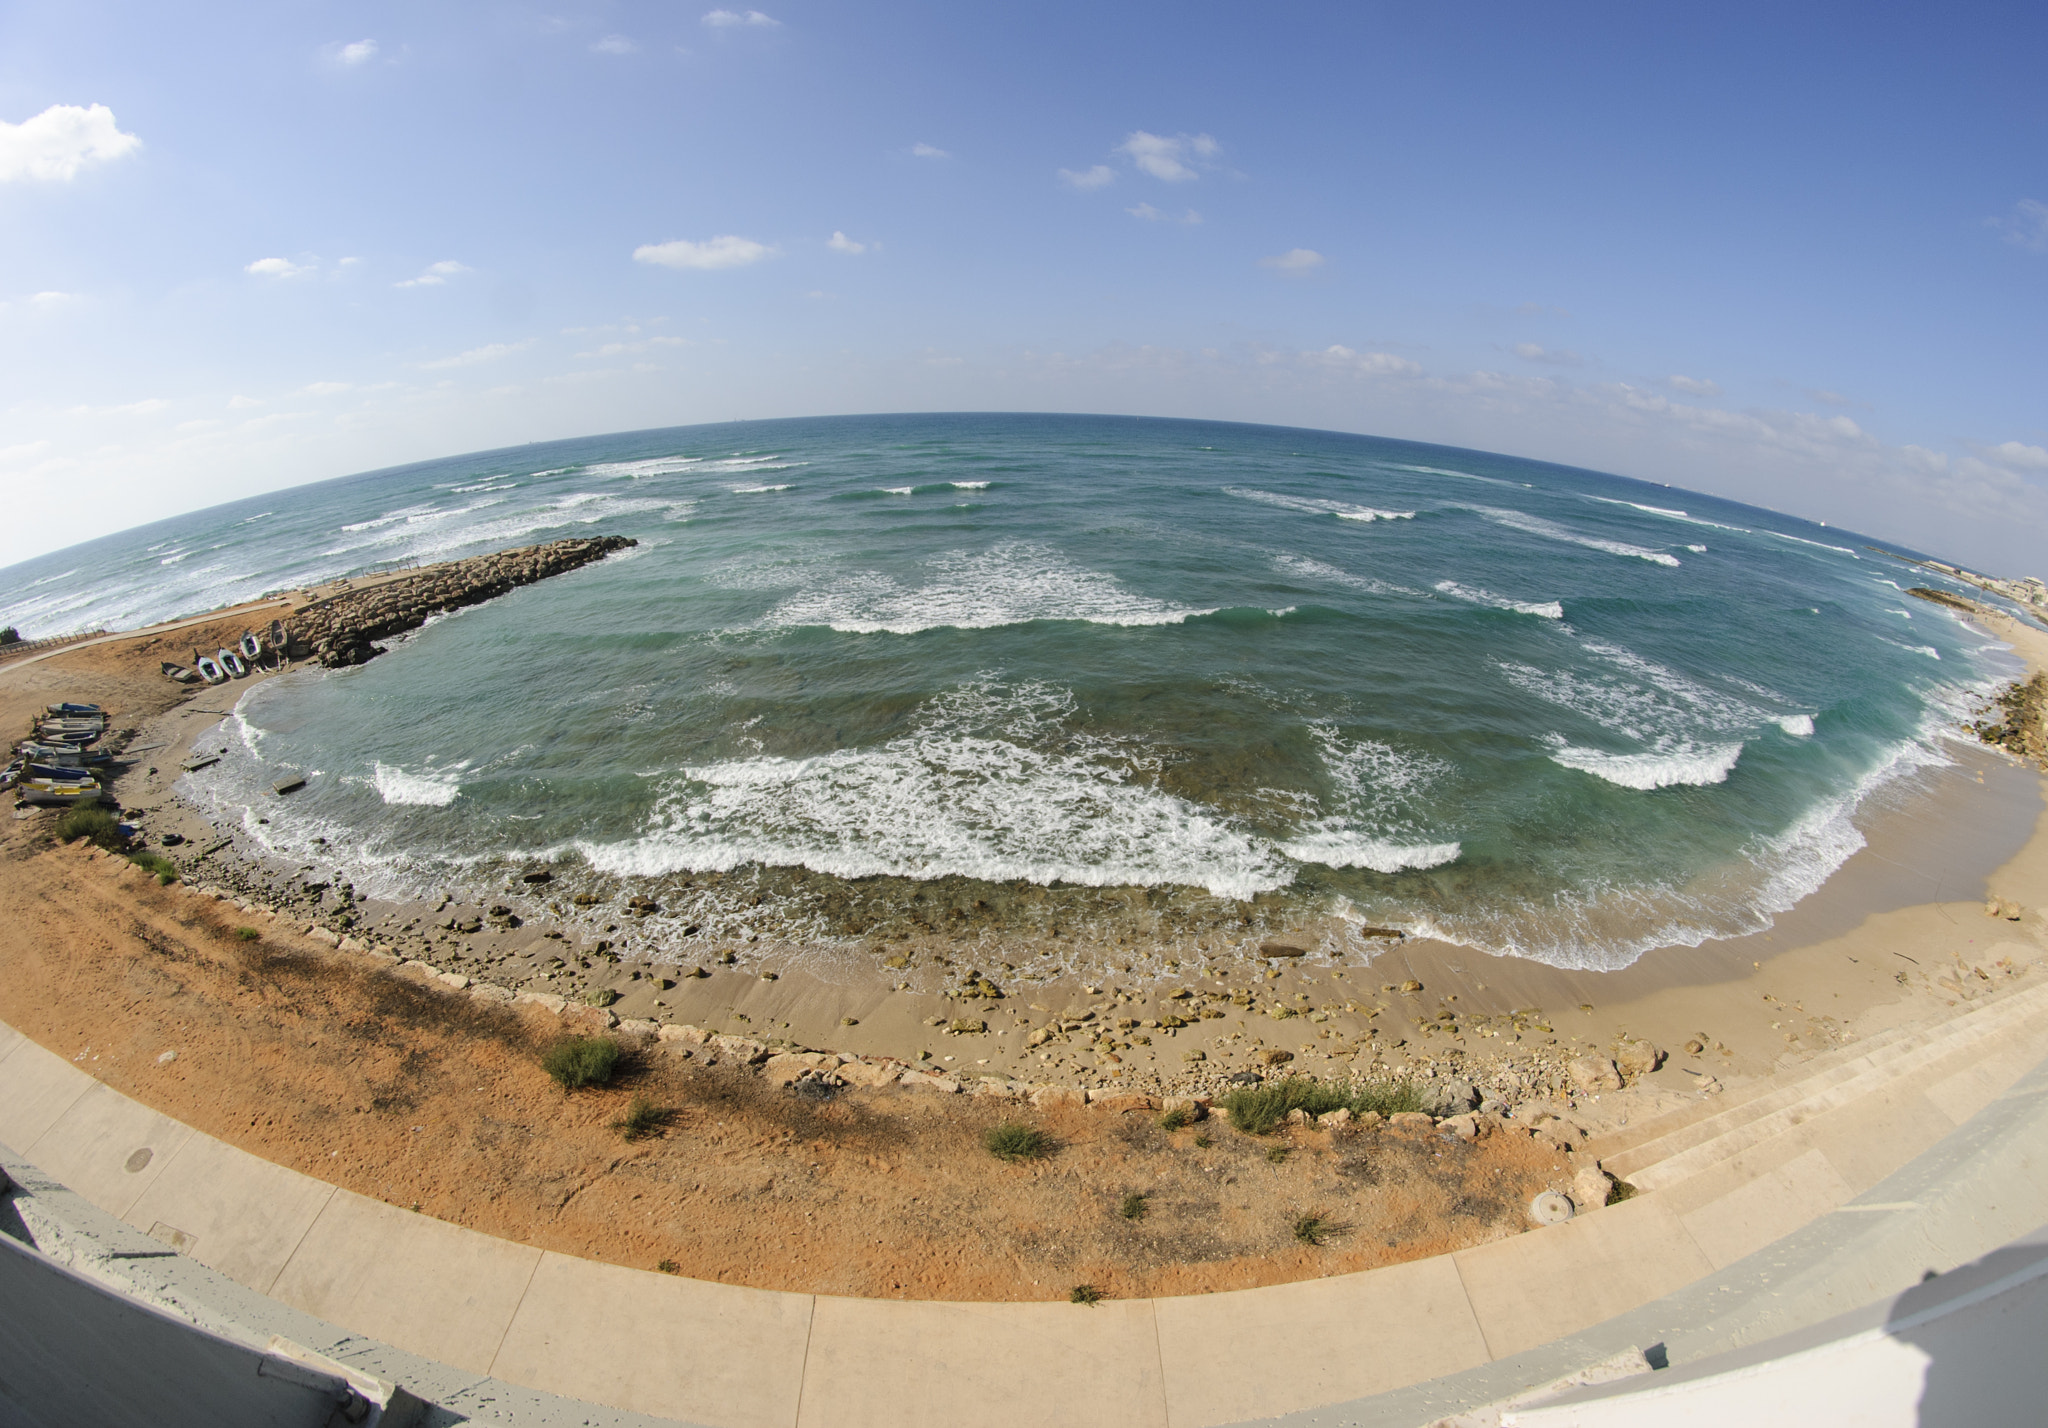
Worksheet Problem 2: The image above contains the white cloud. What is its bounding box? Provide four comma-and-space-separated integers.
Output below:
1059, 164, 1114, 190
245, 256, 313, 279
336, 39, 378, 66
576, 335, 686, 358
1991, 199, 2048, 253
633, 235, 774, 270
703, 9, 780, 27
302, 381, 353, 395
827, 231, 870, 254
1513, 342, 1585, 367
1986, 440, 2048, 471
1665, 374, 1720, 397
591, 34, 638, 54
418, 340, 534, 369
1116, 130, 1219, 182
174, 419, 221, 433
395, 259, 473, 288
67, 398, 170, 418
1127, 202, 1201, 225
1303, 345, 1421, 377
1258, 248, 1324, 274
226, 395, 263, 410
912, 142, 950, 160
28, 291, 75, 309
0, 440, 51, 464
0, 104, 141, 182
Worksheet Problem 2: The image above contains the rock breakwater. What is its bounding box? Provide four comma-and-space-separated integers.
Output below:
284, 536, 635, 668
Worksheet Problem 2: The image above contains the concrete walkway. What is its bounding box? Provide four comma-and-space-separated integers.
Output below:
6, 960, 2048, 1428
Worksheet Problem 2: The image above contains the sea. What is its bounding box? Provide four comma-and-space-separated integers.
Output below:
0, 413, 2019, 974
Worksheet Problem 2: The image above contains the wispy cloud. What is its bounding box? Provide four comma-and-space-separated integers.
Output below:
1513, 342, 1584, 367
27, 291, 75, 309
703, 9, 780, 27
334, 39, 378, 66
395, 259, 472, 288
912, 142, 950, 160
418, 340, 534, 369
591, 34, 638, 54
1058, 165, 1114, 190
67, 397, 170, 418
827, 231, 870, 254
301, 381, 353, 395
1990, 199, 2048, 253
1985, 440, 2048, 471
1301, 345, 1420, 377
245, 256, 314, 279
1258, 248, 1324, 274
227, 395, 263, 410
1127, 202, 1201, 225
0, 104, 141, 182
1116, 130, 1219, 182
633, 235, 775, 270
575, 336, 687, 359
1665, 374, 1720, 397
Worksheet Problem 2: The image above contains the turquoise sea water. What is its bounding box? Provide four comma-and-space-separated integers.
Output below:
0, 414, 2014, 971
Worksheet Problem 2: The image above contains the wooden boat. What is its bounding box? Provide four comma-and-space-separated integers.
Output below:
239, 631, 263, 662
42, 703, 103, 717
218, 647, 248, 678
195, 654, 226, 684
16, 767, 101, 805
161, 660, 200, 684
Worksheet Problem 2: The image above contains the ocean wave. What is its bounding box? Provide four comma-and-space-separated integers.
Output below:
1469, 506, 1681, 566
1278, 831, 1462, 873
882, 486, 914, 495
760, 541, 1211, 634
1271, 554, 1419, 598
1761, 529, 1858, 557
1878, 637, 1941, 660
585, 455, 703, 478
1277, 723, 1461, 872
1434, 580, 1563, 618
372, 760, 465, 806
450, 479, 517, 494
1379, 462, 1520, 487
1776, 714, 1815, 736
1585, 495, 1748, 532
1546, 737, 1744, 789
1224, 487, 1415, 522
732, 483, 792, 494
576, 680, 1290, 898
951, 480, 991, 489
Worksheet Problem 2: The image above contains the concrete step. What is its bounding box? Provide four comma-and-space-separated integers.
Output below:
1614, 979, 2048, 1192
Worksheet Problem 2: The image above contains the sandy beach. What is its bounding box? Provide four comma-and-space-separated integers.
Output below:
2, 585, 2044, 1298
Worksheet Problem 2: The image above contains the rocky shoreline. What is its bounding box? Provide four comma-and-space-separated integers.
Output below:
278, 535, 635, 668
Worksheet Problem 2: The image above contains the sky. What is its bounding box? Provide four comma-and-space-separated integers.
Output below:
2, 0, 2044, 573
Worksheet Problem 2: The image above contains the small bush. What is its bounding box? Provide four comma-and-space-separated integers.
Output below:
0, 626, 17, 646
1293, 1212, 1330, 1246
543, 1036, 621, 1091
1265, 1146, 1291, 1165
1118, 1192, 1147, 1221
234, 926, 260, 942
657, 1259, 680, 1275
611, 1095, 673, 1142
984, 1121, 1050, 1162
1610, 1179, 1640, 1204
1220, 1075, 1426, 1135
54, 805, 122, 851
1193, 1132, 1212, 1149
1156, 1106, 1193, 1132
127, 851, 178, 885
1069, 1284, 1104, 1305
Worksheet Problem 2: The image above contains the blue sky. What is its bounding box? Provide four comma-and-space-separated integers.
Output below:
3, 1, 2045, 572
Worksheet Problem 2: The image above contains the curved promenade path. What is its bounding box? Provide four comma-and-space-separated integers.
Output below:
6, 956, 2048, 1427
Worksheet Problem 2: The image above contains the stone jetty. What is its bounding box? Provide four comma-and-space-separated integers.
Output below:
283, 536, 635, 668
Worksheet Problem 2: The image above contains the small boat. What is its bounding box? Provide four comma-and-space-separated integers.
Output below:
239, 631, 263, 662
19, 742, 98, 768
42, 703, 103, 717
195, 655, 227, 685
161, 661, 200, 684
19, 774, 102, 806
218, 648, 249, 678
34, 723, 102, 746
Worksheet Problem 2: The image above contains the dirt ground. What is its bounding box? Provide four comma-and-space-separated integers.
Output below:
0, 840, 1571, 1301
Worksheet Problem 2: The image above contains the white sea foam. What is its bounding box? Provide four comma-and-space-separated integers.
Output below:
1469, 506, 1680, 566
1777, 714, 1815, 736
236, 512, 273, 525
1687, 544, 1706, 553
1434, 581, 1563, 619
1271, 554, 1418, 598
1585, 496, 1748, 532
1224, 487, 1415, 522
732, 484, 792, 494
451, 479, 517, 494
1381, 462, 1518, 487
1761, 530, 1858, 557
577, 680, 1291, 898
882, 486, 914, 495
1547, 738, 1744, 789
372, 760, 465, 806
761, 542, 1211, 634
1280, 831, 1462, 872
1276, 723, 1461, 872
950, 480, 991, 489
585, 455, 703, 478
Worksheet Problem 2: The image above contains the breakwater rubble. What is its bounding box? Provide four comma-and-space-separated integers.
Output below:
283, 536, 636, 668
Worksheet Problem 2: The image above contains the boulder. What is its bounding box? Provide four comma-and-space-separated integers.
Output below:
835, 1060, 902, 1088
1425, 1078, 1479, 1116
763, 1052, 841, 1085
1086, 1090, 1156, 1113
1030, 1086, 1088, 1109
656, 1022, 710, 1045
1569, 1055, 1624, 1093
898, 1069, 962, 1094
708, 1034, 770, 1063
1317, 1108, 1353, 1130
1387, 1111, 1435, 1131
1255, 1048, 1294, 1068
1442, 1112, 1482, 1142
514, 991, 569, 1014
1614, 1038, 1663, 1076
1259, 941, 1308, 958
1573, 1166, 1617, 1210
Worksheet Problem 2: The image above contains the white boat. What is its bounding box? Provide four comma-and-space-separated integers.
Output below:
218, 648, 248, 678
195, 655, 226, 684
239, 631, 263, 662
17, 770, 101, 806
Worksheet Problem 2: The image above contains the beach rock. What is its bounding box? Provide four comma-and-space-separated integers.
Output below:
899, 1069, 962, 1094
948, 1017, 988, 1035
514, 991, 569, 1014
1030, 1086, 1088, 1109
1259, 941, 1308, 958
1569, 1056, 1624, 1093
1227, 1071, 1264, 1085
467, 983, 515, 1004
337, 935, 369, 954
1087, 1090, 1155, 1113
1426, 1078, 1480, 1116
306, 926, 340, 947
1442, 1113, 1482, 1141
521, 870, 553, 884
615, 1018, 660, 1039
763, 1052, 841, 1085
1398, 980, 1423, 994
1026, 1028, 1053, 1047
836, 1060, 903, 1089
971, 1079, 1024, 1099
1163, 1096, 1206, 1122
1684, 1039, 1704, 1056
656, 1022, 709, 1045
1287, 1108, 1311, 1126
561, 1005, 620, 1033
1352, 1110, 1384, 1130
1573, 1167, 1616, 1210
1255, 1048, 1294, 1068
1318, 1108, 1353, 1130
1388, 1112, 1435, 1132
1614, 1039, 1663, 1076
709, 1034, 770, 1063
434, 972, 472, 990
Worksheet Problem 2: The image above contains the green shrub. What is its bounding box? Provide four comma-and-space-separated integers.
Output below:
611, 1095, 672, 1141
54, 805, 122, 851
1068, 1284, 1103, 1305
984, 1121, 1050, 1162
1118, 1192, 1147, 1220
234, 927, 260, 942
1193, 1132, 1212, 1149
127, 851, 178, 885
1156, 1105, 1193, 1132
0, 626, 18, 645
543, 1036, 621, 1091
1293, 1212, 1330, 1246
657, 1259, 680, 1274
1219, 1075, 1427, 1135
